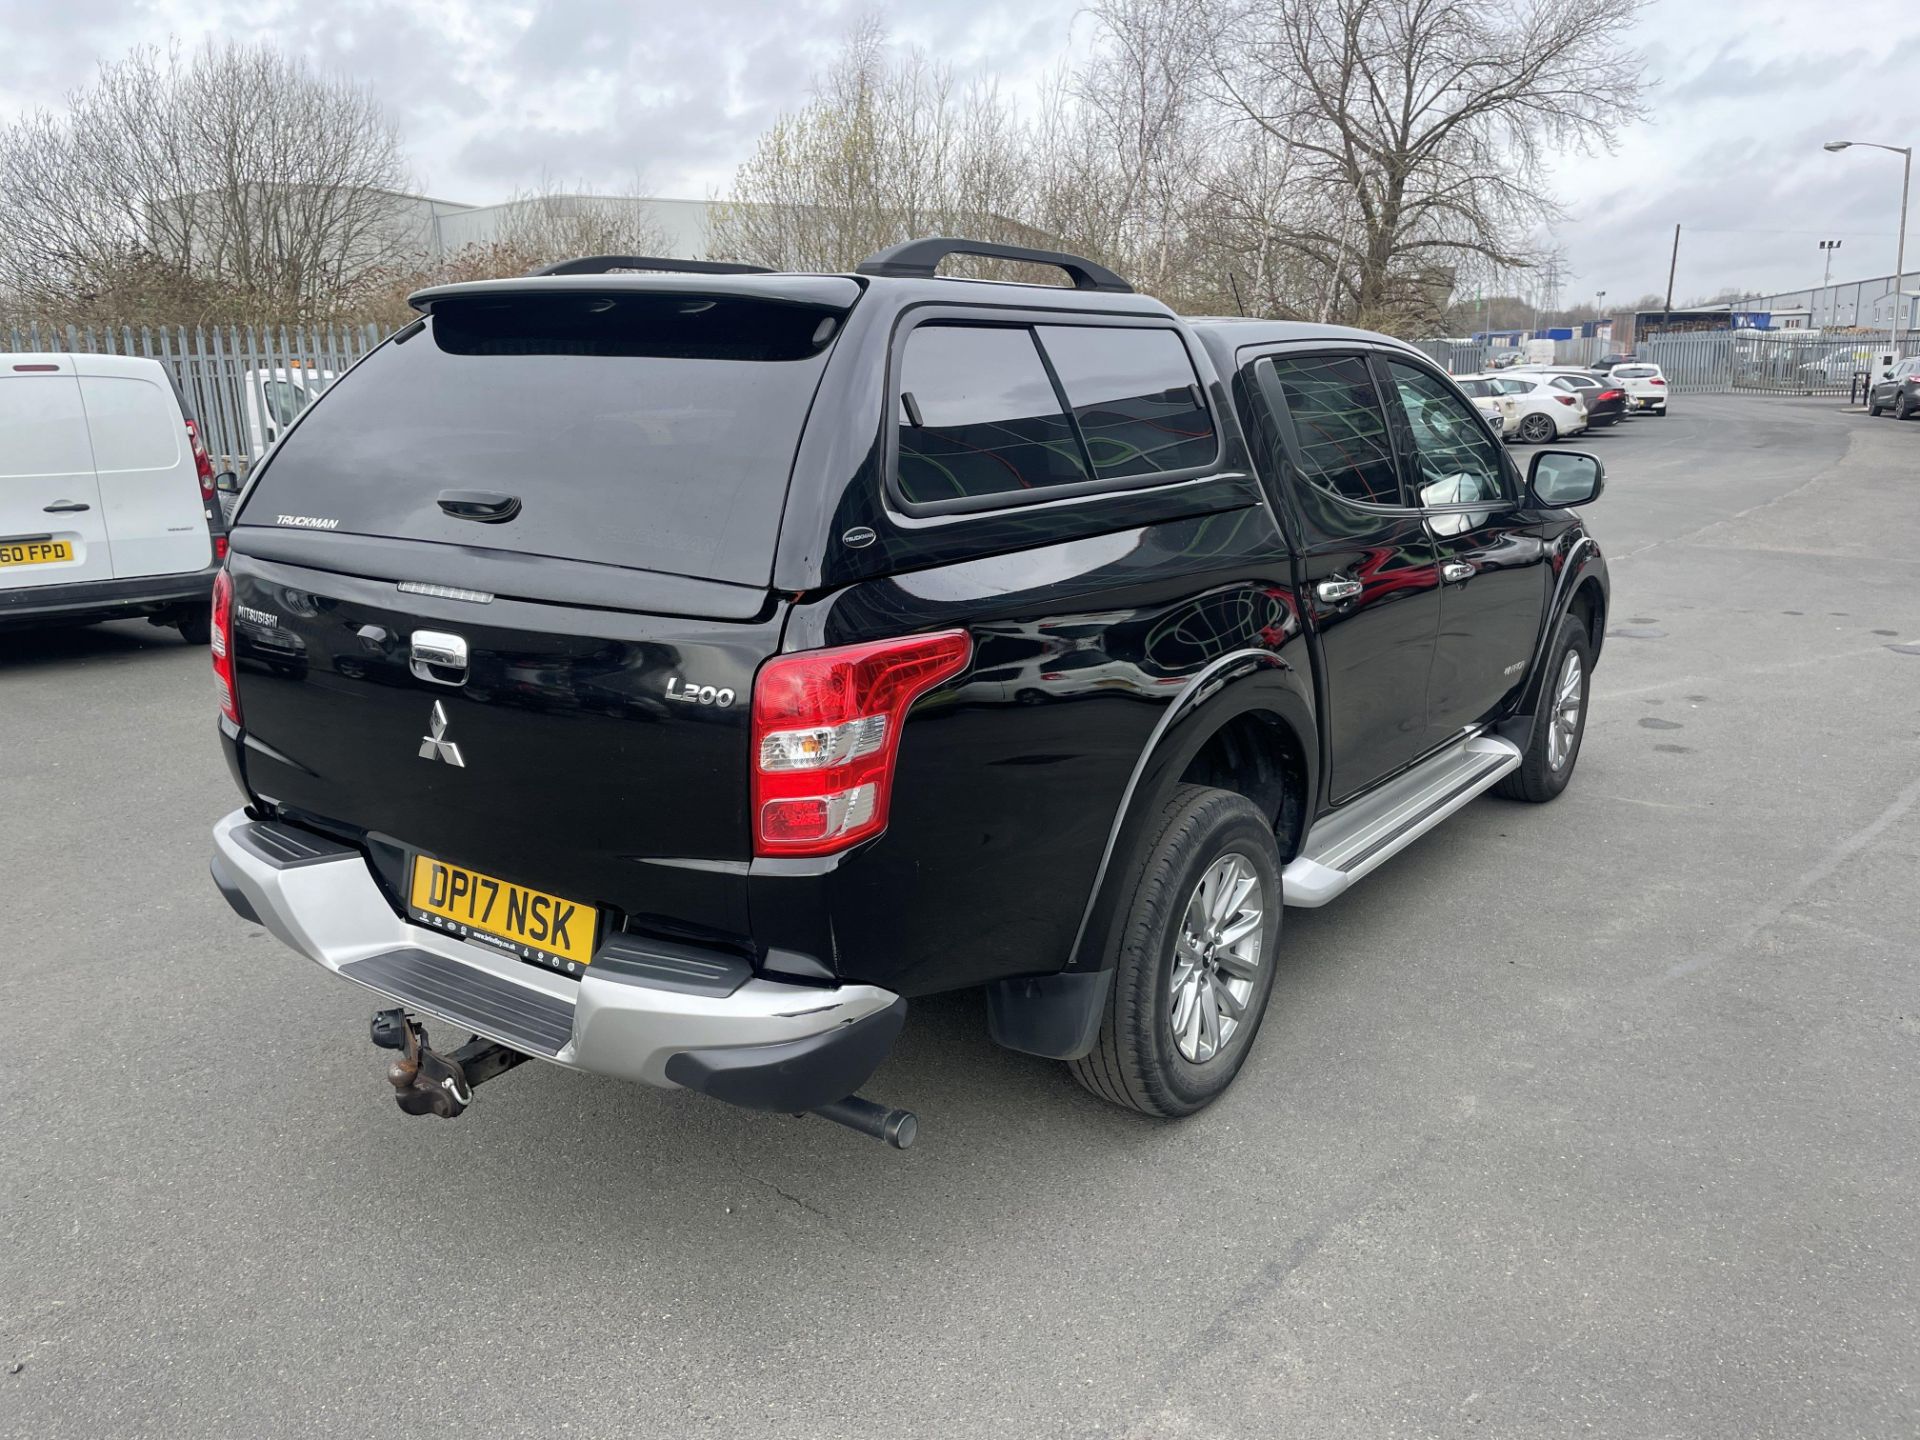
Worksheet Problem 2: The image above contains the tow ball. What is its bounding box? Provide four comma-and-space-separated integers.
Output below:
370, 1008, 529, 1118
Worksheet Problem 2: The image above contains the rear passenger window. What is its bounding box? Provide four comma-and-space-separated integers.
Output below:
1261, 355, 1402, 506
1036, 326, 1215, 478
896, 325, 1089, 507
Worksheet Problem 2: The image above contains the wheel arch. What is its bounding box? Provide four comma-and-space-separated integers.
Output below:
1063, 652, 1316, 975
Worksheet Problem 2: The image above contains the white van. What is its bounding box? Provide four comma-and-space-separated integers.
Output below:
241, 365, 337, 457
0, 353, 226, 641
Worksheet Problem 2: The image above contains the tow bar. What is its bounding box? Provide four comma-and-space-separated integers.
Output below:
369, 1007, 919, 1146
370, 1008, 529, 1118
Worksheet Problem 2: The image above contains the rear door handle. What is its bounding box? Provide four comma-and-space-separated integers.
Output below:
436, 490, 521, 523
410, 630, 470, 685
1441, 561, 1475, 584
1314, 576, 1364, 604
43, 501, 90, 513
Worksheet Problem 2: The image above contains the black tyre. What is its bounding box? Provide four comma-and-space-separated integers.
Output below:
1867, 396, 1882, 416
1496, 614, 1592, 803
1070, 784, 1282, 1117
175, 610, 211, 646
1897, 393, 1913, 421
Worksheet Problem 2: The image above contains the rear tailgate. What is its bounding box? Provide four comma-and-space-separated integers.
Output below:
226, 547, 782, 955
223, 280, 859, 961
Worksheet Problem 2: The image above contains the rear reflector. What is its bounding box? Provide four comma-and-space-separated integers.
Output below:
211, 568, 239, 720
751, 630, 971, 857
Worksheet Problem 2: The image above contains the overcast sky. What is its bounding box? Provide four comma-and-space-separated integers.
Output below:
4, 0, 1915, 308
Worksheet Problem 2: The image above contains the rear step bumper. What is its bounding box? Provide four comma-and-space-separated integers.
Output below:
209, 809, 903, 1111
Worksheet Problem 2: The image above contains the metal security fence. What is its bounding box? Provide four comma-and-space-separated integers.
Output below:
1640, 334, 1732, 395
1413, 340, 1490, 374
1727, 332, 1879, 397
3, 321, 392, 471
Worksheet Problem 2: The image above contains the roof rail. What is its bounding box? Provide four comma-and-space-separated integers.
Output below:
856, 237, 1132, 293
528, 255, 774, 277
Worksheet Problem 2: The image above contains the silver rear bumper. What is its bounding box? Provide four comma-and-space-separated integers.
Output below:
209, 808, 899, 1089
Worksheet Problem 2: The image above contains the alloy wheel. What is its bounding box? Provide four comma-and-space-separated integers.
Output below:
1547, 649, 1584, 771
1169, 852, 1263, 1063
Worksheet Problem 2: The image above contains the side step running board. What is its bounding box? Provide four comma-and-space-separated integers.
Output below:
1283, 734, 1522, 908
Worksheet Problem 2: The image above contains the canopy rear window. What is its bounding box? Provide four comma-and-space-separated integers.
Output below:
237, 291, 850, 585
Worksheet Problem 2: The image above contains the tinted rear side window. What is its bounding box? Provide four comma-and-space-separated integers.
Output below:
237, 291, 848, 585
1037, 325, 1215, 478
896, 325, 1089, 506
1615, 365, 1659, 378
1262, 354, 1402, 506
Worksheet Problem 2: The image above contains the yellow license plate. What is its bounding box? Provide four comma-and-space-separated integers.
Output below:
408, 856, 595, 970
0, 539, 72, 567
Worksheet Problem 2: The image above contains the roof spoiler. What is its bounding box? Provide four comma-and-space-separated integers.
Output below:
856, 237, 1133, 293
527, 255, 774, 277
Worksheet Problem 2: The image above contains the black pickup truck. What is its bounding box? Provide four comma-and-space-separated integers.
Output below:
207, 239, 1608, 1147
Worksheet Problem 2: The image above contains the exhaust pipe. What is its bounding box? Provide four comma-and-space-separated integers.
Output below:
810, 1094, 918, 1149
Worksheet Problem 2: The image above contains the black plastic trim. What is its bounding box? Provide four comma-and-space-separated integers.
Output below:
230, 819, 354, 870
0, 560, 218, 626
591, 933, 751, 996
341, 948, 575, 1057
857, 237, 1133, 293
208, 853, 261, 925
663, 998, 908, 1113
527, 254, 774, 278
986, 969, 1113, 1060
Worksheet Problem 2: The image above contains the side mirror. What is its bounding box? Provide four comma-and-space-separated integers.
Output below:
214, 471, 242, 495
1528, 450, 1604, 508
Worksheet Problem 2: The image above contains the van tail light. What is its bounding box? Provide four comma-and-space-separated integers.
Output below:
184, 419, 216, 499
751, 630, 971, 857
211, 568, 240, 722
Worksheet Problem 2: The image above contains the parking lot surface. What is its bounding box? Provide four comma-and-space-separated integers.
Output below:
3, 397, 1916, 1438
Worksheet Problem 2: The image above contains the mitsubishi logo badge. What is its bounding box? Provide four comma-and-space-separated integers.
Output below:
418, 700, 465, 767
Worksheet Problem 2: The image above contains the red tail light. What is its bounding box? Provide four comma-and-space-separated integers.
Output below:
1649, 377, 1666, 386
1599, 388, 1624, 401
1555, 394, 1578, 406
751, 630, 971, 856
211, 568, 240, 722
184, 419, 216, 499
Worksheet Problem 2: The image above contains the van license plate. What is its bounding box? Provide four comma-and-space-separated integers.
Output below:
0, 539, 72, 567
408, 856, 595, 970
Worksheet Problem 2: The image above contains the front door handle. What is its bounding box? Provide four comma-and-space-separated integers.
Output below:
43, 500, 91, 513
1441, 561, 1475, 584
1315, 576, 1364, 604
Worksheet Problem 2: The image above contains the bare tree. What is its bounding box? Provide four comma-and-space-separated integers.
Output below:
492, 176, 672, 267
1211, 0, 1647, 329
708, 19, 1037, 276
0, 40, 409, 322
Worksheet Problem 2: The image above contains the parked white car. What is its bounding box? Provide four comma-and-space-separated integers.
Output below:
0, 353, 225, 639
1450, 374, 1515, 436
1601, 362, 1669, 416
1488, 372, 1589, 443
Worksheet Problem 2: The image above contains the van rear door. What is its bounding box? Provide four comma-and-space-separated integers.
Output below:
74, 355, 212, 578
0, 359, 116, 591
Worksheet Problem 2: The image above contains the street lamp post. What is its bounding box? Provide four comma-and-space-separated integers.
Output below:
1825, 139, 1912, 372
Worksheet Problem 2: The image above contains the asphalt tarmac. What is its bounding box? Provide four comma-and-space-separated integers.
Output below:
3, 396, 1915, 1438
